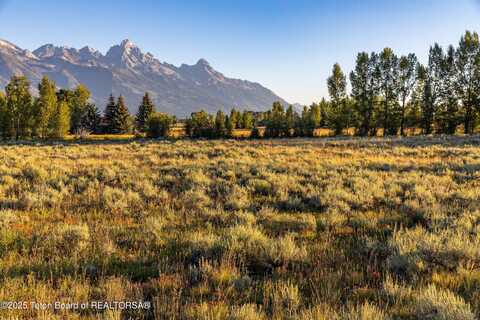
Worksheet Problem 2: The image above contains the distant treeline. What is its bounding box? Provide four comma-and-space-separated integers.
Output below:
1, 31, 479, 140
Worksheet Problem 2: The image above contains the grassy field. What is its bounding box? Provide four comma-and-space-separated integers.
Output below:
0, 136, 480, 319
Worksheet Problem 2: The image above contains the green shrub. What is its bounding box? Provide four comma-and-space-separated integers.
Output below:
146, 112, 176, 138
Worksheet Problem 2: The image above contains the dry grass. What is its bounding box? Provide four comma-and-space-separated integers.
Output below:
0, 135, 479, 319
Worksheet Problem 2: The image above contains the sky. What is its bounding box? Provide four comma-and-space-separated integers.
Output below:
1, 0, 480, 105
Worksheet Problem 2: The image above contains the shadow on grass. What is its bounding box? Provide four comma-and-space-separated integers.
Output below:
0, 134, 479, 148
1, 257, 159, 283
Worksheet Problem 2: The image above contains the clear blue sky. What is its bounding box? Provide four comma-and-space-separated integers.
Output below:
1, 0, 480, 104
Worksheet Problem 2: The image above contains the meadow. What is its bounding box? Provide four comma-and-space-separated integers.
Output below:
0, 135, 479, 319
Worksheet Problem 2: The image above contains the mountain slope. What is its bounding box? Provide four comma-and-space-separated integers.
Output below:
0, 39, 287, 117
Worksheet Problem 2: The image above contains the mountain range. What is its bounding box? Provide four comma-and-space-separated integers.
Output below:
0, 39, 287, 117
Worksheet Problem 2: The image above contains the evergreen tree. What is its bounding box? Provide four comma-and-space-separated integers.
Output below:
104, 95, 130, 134
81, 103, 101, 133
215, 110, 227, 138
50, 101, 70, 138
5, 76, 33, 140
114, 96, 131, 134
35, 76, 57, 138
104, 94, 117, 133
327, 63, 348, 134
398, 54, 418, 136
135, 92, 155, 132
455, 31, 480, 134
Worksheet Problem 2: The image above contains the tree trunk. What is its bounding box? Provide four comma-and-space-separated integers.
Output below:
400, 96, 406, 136
383, 99, 389, 136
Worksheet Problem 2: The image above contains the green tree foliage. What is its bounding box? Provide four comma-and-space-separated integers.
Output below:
436, 46, 460, 134
379, 48, 400, 135
56, 89, 75, 104
115, 95, 131, 133
455, 31, 480, 134
285, 105, 297, 137
298, 103, 322, 136
231, 108, 241, 128
81, 103, 101, 133
225, 108, 242, 136
0, 91, 6, 136
328, 63, 349, 134
34, 76, 58, 138
350, 52, 380, 136
104, 95, 131, 134
50, 101, 70, 138
265, 102, 286, 137
104, 94, 117, 133
240, 111, 254, 129
420, 44, 444, 134
398, 54, 418, 136
186, 110, 215, 138
69, 85, 91, 133
146, 112, 176, 138
214, 110, 227, 138
4, 76, 33, 140
135, 92, 155, 132
1, 30, 480, 140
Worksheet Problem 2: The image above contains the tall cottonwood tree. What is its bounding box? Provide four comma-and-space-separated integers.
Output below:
437, 46, 460, 134
398, 54, 418, 136
5, 76, 33, 140
186, 110, 215, 138
214, 110, 227, 138
69, 85, 91, 133
35, 76, 57, 138
327, 63, 348, 134
240, 111, 254, 130
419, 44, 444, 134
50, 101, 70, 138
298, 103, 321, 137
265, 102, 286, 137
285, 105, 296, 136
455, 31, 480, 134
379, 48, 400, 135
350, 52, 380, 136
